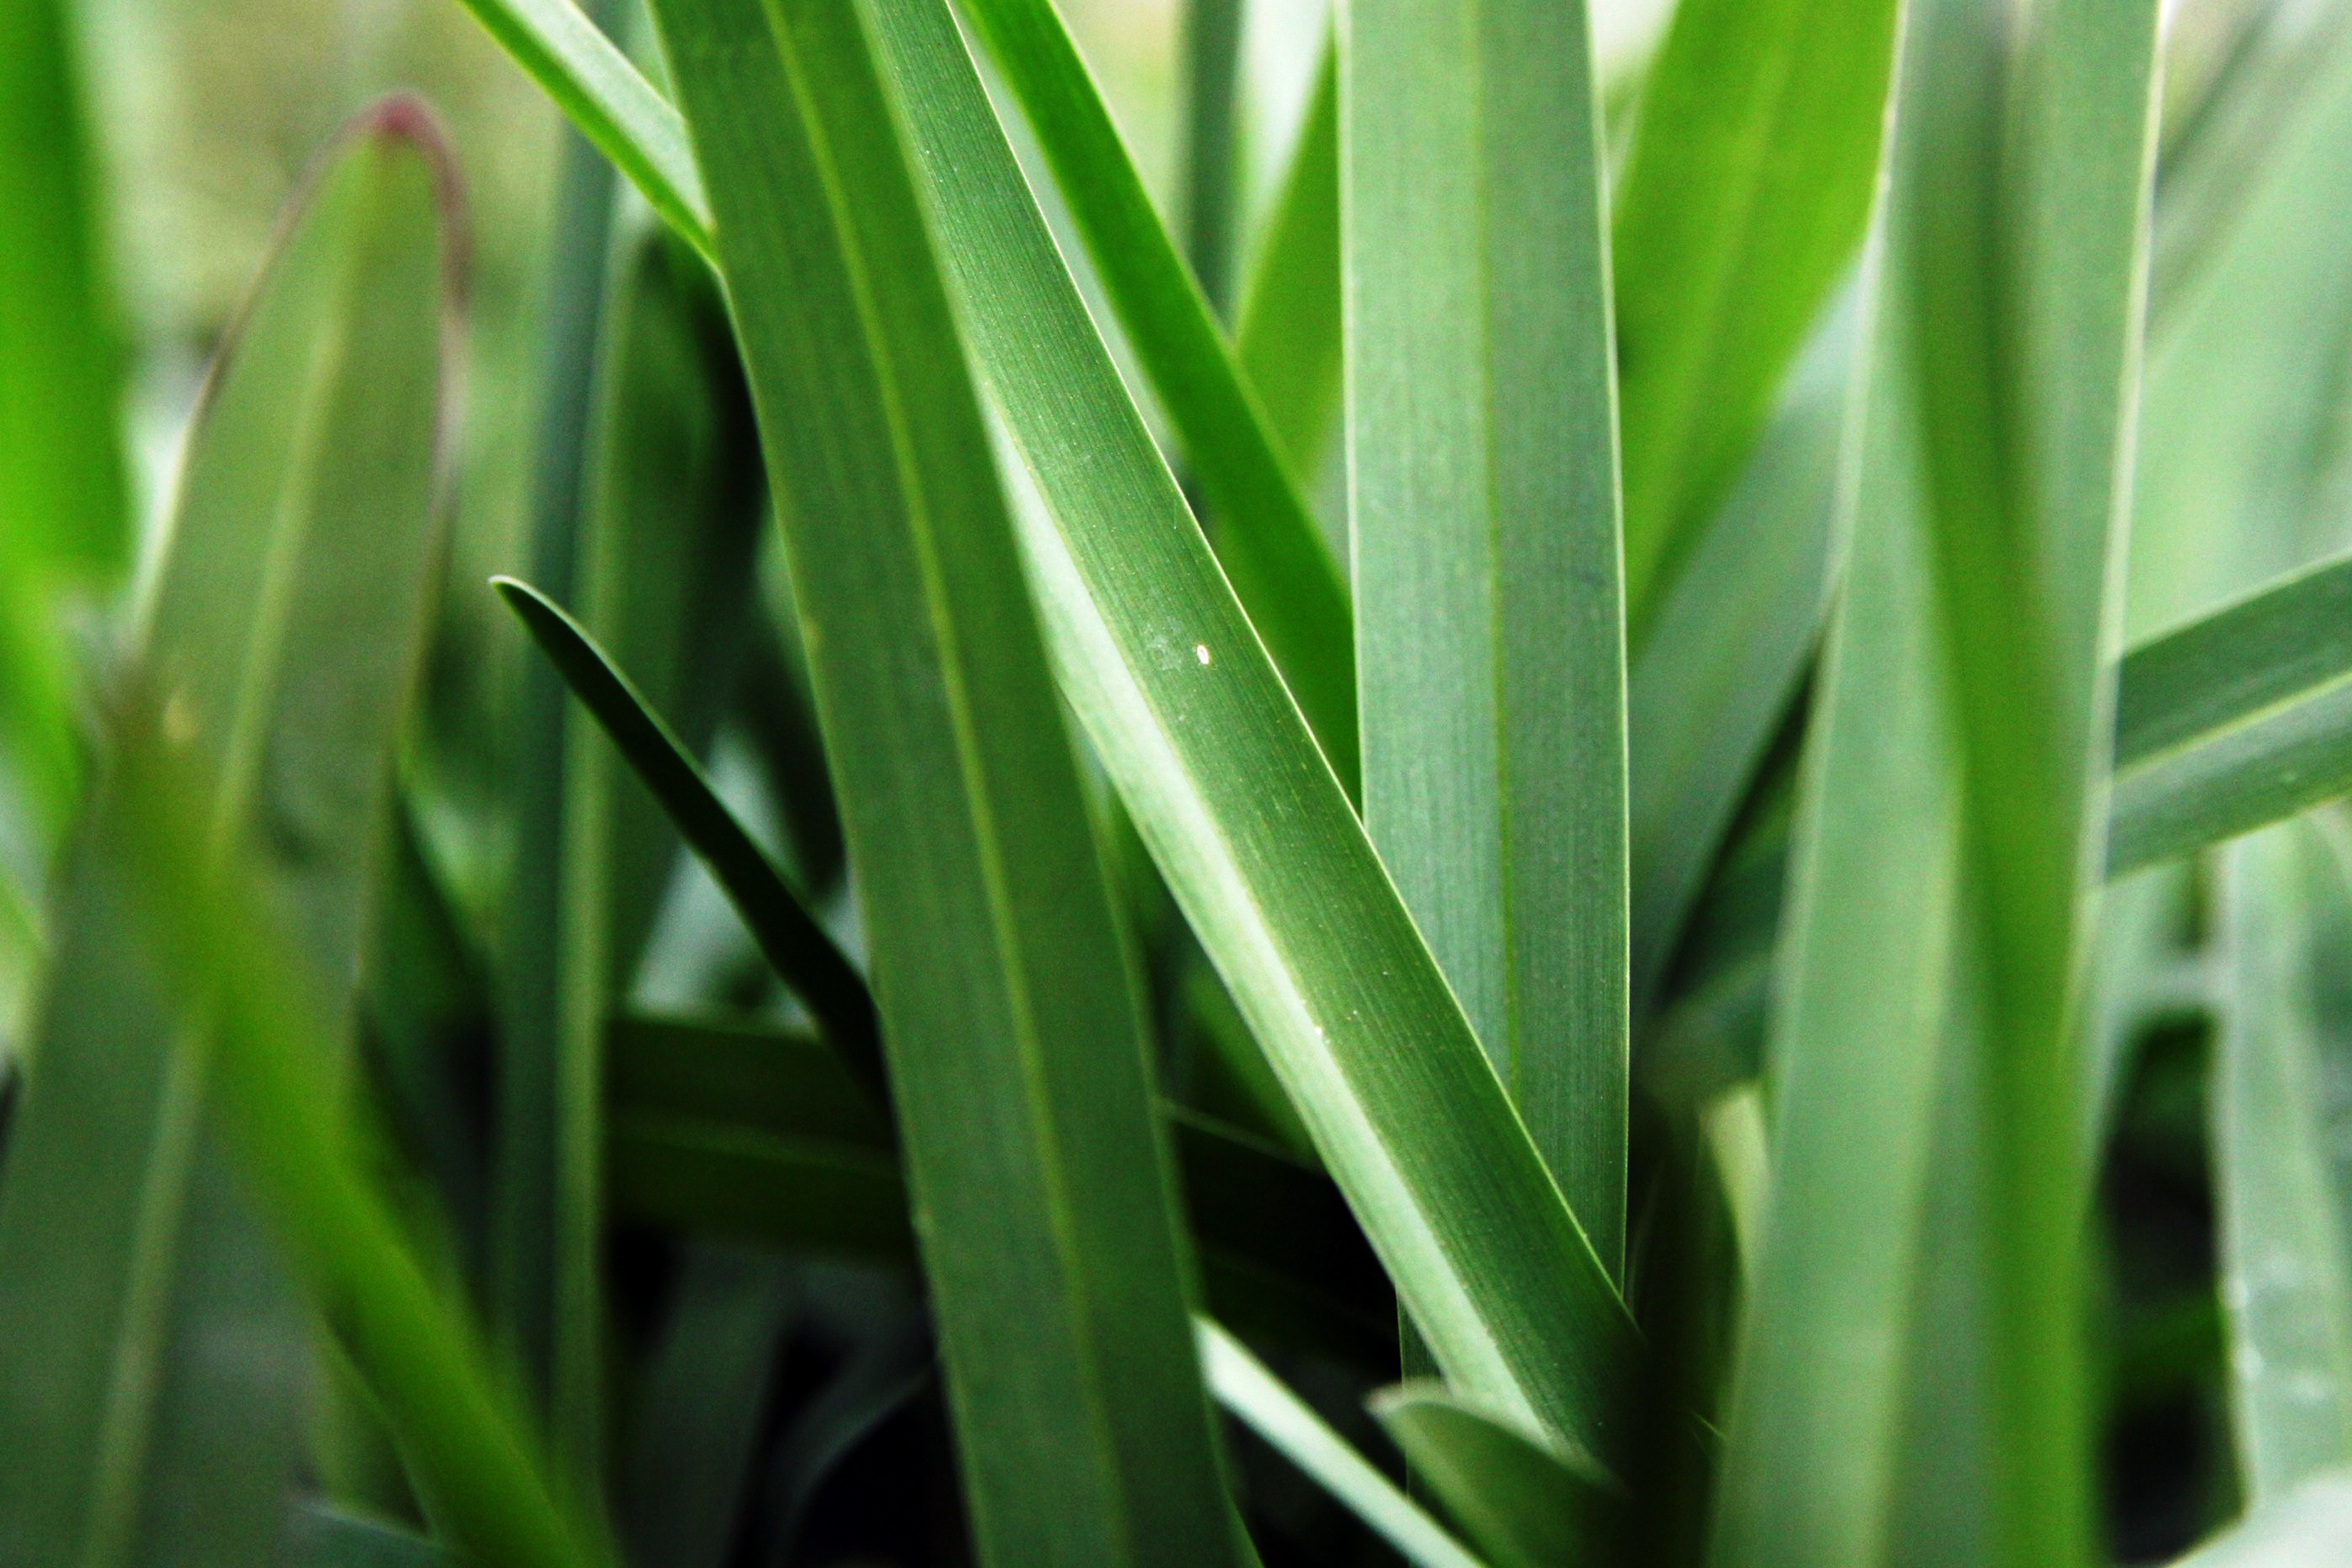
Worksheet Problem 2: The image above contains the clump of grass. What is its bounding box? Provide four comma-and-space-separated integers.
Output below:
7, 0, 2352, 1564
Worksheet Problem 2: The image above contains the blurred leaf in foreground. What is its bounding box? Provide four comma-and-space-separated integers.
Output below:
0, 99, 458, 1568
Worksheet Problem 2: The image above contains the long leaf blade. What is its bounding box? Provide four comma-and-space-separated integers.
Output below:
105, 707, 611, 1568
862, 0, 1635, 1455
1371, 1383, 1620, 1568
493, 576, 883, 1096
643, 0, 1250, 1558
956, 0, 1358, 790
1610, 0, 1901, 623
1710, 0, 2166, 1561
1343, 0, 1630, 1265
445, 0, 710, 252
1232, 37, 1341, 480
0, 101, 459, 1568
2214, 820, 2352, 1502
1197, 1321, 1483, 1568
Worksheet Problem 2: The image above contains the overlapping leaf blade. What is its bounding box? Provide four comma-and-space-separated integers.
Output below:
956, 0, 1356, 788
1343, 0, 1629, 1267
106, 709, 611, 1568
1610, 0, 1901, 624
642, 0, 1249, 1559
0, 103, 458, 1568
858, 0, 1635, 1454
1232, 38, 1340, 480
1710, 2, 2164, 1566
1372, 1384, 1621, 1568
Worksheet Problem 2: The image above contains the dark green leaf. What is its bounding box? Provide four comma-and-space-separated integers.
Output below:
495, 578, 881, 1100
644, 0, 1251, 1557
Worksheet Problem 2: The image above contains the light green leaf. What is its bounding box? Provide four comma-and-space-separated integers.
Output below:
1710, 0, 2165, 1563
642, 0, 1251, 1558
0, 0, 126, 576
1232, 36, 1340, 480
863, 0, 1635, 1455
1610, 0, 1901, 623
0, 0, 129, 820
0, 103, 459, 1568
1343, 0, 1629, 1264
956, 0, 1357, 790
2214, 819, 2352, 1502
2130, 17, 2352, 638
1371, 1382, 1621, 1568
1196, 1321, 1484, 1568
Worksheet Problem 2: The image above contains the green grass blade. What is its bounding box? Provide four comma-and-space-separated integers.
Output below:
1343, 0, 1629, 1264
104, 711, 610, 1568
493, 13, 627, 1458
0, 0, 129, 819
1371, 1383, 1621, 1568
860, 0, 1635, 1454
644, 0, 1251, 1558
1196, 1321, 1484, 1568
1232, 37, 1340, 479
1178, 0, 1243, 314
2116, 553, 2352, 768
1711, 0, 2164, 1556
2214, 820, 2352, 1501
0, 0, 125, 580
445, 0, 710, 253
956, 0, 1358, 791
2111, 681, 2352, 875
615, 1245, 795, 1568
578, 231, 767, 982
2110, 551, 2352, 873
1700, 312, 1964, 1568
1610, 0, 1901, 623
2175, 1472, 2352, 1568
0, 102, 459, 1568
494, 578, 883, 1098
